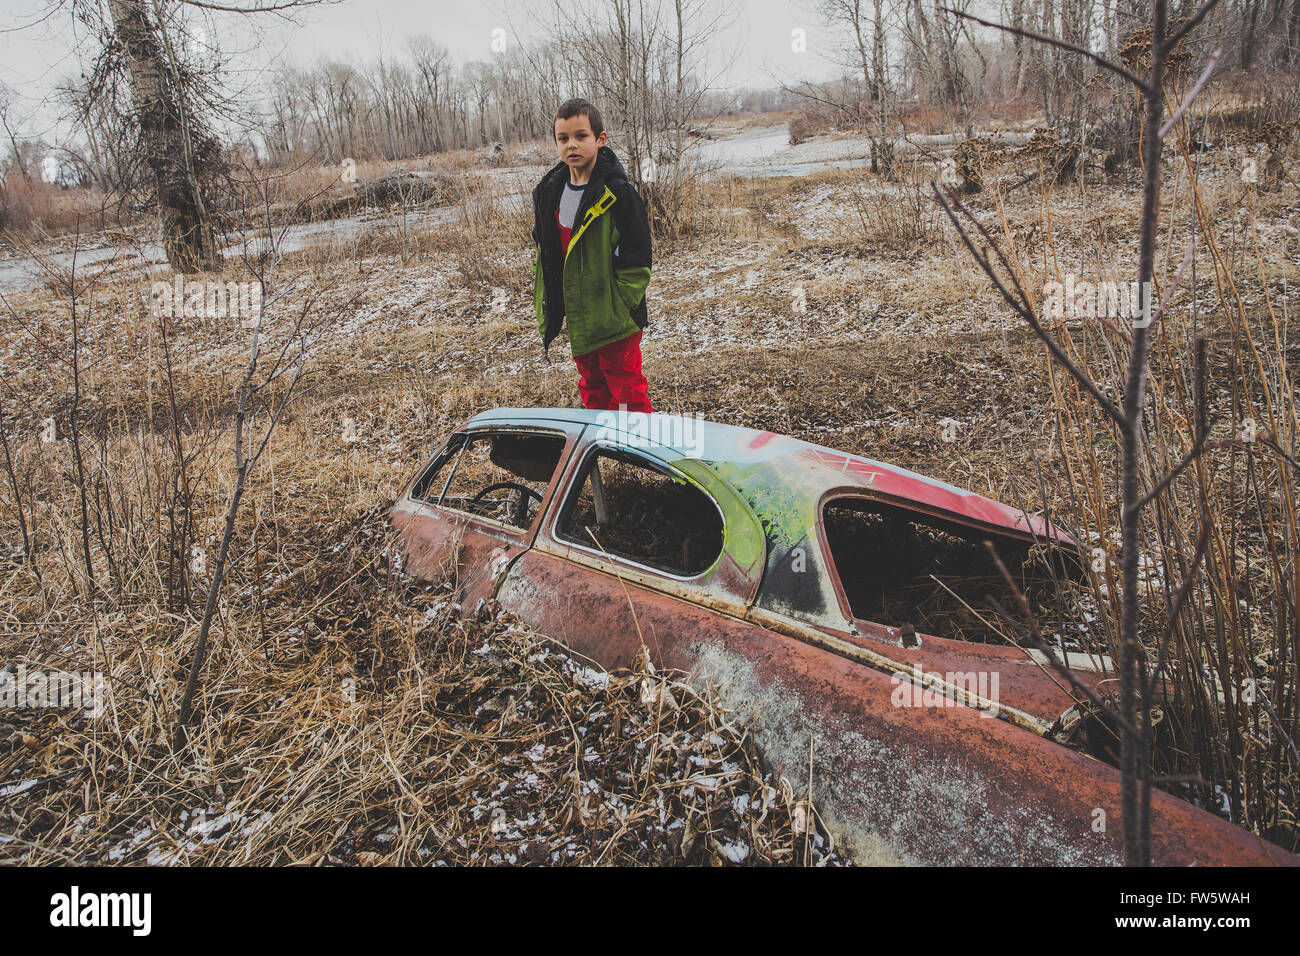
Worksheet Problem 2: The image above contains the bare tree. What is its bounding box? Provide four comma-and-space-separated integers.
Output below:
173, 172, 355, 748
409, 36, 453, 154
31, 0, 338, 268
808, 0, 900, 174
104, 0, 225, 272
516, 0, 739, 236
936, 0, 1225, 865
0, 83, 33, 184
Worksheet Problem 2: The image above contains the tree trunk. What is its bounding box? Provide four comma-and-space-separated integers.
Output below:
872, 0, 895, 178
1011, 0, 1027, 97
1242, 0, 1262, 69
107, 0, 221, 274
1119, 0, 1169, 868
1290, 0, 1300, 65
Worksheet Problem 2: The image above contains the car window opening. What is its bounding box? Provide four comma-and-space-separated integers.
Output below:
559, 449, 724, 577
823, 497, 1084, 644
415, 432, 566, 529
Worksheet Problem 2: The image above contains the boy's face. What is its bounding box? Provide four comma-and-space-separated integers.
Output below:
554, 114, 606, 176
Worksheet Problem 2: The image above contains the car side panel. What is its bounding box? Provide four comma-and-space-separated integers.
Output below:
494, 549, 1295, 866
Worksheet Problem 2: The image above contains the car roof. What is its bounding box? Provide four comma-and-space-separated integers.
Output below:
467, 407, 1071, 545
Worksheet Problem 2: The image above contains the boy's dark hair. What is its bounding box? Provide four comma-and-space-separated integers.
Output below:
553, 98, 604, 140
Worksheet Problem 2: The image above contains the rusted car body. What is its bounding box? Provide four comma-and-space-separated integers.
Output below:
391, 407, 1296, 866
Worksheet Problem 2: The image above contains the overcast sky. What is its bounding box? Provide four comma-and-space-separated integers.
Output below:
0, 0, 846, 145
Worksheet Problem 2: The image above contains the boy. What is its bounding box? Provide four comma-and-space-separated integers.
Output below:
531, 98, 653, 413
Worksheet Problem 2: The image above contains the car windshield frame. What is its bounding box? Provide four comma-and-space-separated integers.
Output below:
407, 425, 571, 535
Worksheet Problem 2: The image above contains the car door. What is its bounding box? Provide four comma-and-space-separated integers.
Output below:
391, 421, 581, 607
494, 435, 767, 671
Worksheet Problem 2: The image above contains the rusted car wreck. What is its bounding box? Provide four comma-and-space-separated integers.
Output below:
391, 407, 1296, 866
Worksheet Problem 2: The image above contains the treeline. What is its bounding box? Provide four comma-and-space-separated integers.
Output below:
3, 0, 1299, 247
784, 0, 1300, 178
262, 39, 551, 165
10, 1, 1299, 184
245, 1, 1300, 172
253, 37, 788, 167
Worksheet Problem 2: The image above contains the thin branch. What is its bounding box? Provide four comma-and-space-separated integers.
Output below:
1257, 690, 1300, 769
981, 541, 1139, 736
1159, 47, 1222, 139
941, 7, 1149, 93
1145, 519, 1211, 700
1164, 0, 1223, 52
1148, 235, 1198, 327
933, 184, 1127, 427
983, 594, 1137, 739
1257, 435, 1300, 472
176, 0, 338, 12
1133, 418, 1218, 513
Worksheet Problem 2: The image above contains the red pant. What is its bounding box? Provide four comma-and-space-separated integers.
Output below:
573, 331, 652, 413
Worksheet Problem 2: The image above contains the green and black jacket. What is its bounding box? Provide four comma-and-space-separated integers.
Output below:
531, 145, 652, 357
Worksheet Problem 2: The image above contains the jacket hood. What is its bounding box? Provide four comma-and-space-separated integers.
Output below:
537, 145, 630, 192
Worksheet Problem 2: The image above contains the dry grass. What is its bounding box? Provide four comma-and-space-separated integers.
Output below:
844, 163, 948, 256
0, 497, 842, 865
0, 218, 848, 862
0, 177, 114, 239
3, 104, 1299, 860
